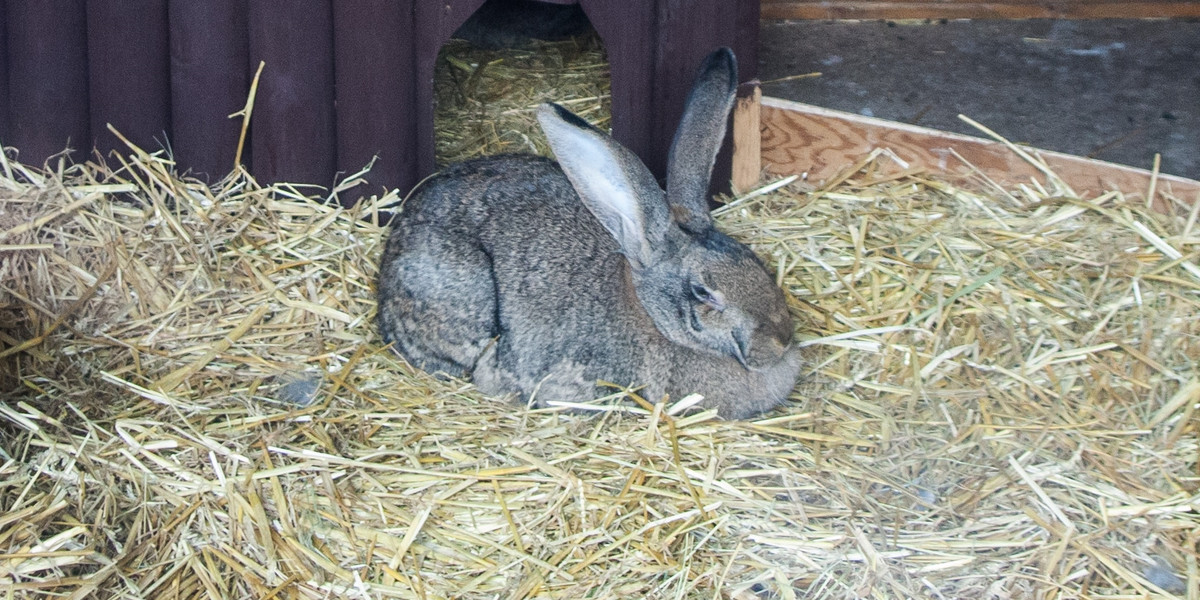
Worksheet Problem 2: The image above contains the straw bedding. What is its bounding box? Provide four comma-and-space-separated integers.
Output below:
434, 36, 610, 166
3, 40, 1200, 600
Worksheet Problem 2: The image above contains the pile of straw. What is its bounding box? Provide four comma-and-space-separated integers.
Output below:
3, 133, 1198, 598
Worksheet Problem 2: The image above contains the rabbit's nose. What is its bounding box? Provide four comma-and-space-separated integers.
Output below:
746, 327, 790, 368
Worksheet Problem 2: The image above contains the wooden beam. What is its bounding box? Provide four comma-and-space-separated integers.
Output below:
731, 83, 763, 194
761, 1, 1200, 21
759, 96, 1200, 211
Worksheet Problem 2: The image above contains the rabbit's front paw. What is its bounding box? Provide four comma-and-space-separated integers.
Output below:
529, 359, 593, 407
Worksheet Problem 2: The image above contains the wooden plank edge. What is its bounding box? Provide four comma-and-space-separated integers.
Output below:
731, 82, 763, 194
758, 95, 1200, 212
761, 2, 1200, 21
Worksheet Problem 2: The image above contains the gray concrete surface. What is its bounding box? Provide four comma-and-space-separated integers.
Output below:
759, 19, 1200, 180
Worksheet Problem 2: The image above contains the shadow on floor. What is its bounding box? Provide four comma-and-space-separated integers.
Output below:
759, 19, 1200, 180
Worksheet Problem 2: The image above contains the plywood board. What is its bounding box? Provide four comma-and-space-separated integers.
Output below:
759, 96, 1200, 209
732, 84, 763, 194
761, 0, 1200, 20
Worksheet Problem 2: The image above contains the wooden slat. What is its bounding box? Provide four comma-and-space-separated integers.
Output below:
168, 1, 249, 182
759, 96, 1200, 210
247, 2, 337, 188
5, 0, 90, 164
731, 84, 762, 194
87, 1, 171, 160
333, 0, 414, 199
0, 0, 8, 146
413, 0, 488, 179
650, 0, 760, 185
761, 1, 1200, 20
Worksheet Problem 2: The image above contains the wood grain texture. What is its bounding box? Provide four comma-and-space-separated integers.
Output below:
414, 0, 489, 177
760, 96, 1200, 210
0, 0, 8, 146
87, 0, 171, 160
247, 2, 337, 187
761, 0, 1200, 20
5, 0, 90, 164
168, 1, 249, 181
731, 83, 762, 194
333, 0, 414, 198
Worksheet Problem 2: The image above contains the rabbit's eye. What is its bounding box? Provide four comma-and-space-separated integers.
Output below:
690, 282, 725, 310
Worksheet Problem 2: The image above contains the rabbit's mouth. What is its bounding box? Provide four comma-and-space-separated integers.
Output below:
731, 330, 751, 370
739, 332, 795, 371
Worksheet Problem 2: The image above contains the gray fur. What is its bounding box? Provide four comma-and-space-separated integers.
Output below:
667, 47, 740, 233
377, 48, 801, 419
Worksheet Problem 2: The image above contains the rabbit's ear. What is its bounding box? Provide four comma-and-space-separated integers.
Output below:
538, 103, 670, 269
665, 47, 738, 233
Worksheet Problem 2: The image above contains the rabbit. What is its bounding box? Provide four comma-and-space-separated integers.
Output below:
377, 47, 802, 419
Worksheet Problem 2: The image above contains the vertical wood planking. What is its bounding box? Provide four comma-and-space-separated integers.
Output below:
653, 0, 733, 180
0, 0, 762, 200
650, 0, 758, 193
714, 0, 762, 195
0, 0, 8, 145
582, 1, 658, 176
735, 0, 760, 83
168, 1, 249, 181
333, 1, 414, 200
87, 1, 171, 161
413, 0, 487, 176
5, 0, 90, 164
248, 2, 337, 187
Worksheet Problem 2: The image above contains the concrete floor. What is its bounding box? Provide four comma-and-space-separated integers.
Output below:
758, 19, 1200, 180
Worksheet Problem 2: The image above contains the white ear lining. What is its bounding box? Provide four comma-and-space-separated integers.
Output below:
538, 105, 650, 265
565, 133, 643, 237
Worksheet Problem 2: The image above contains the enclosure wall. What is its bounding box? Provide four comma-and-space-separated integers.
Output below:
0, 0, 758, 200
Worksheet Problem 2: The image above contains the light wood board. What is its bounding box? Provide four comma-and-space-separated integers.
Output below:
757, 96, 1200, 210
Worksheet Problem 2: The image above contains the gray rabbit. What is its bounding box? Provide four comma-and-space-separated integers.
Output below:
377, 48, 801, 419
